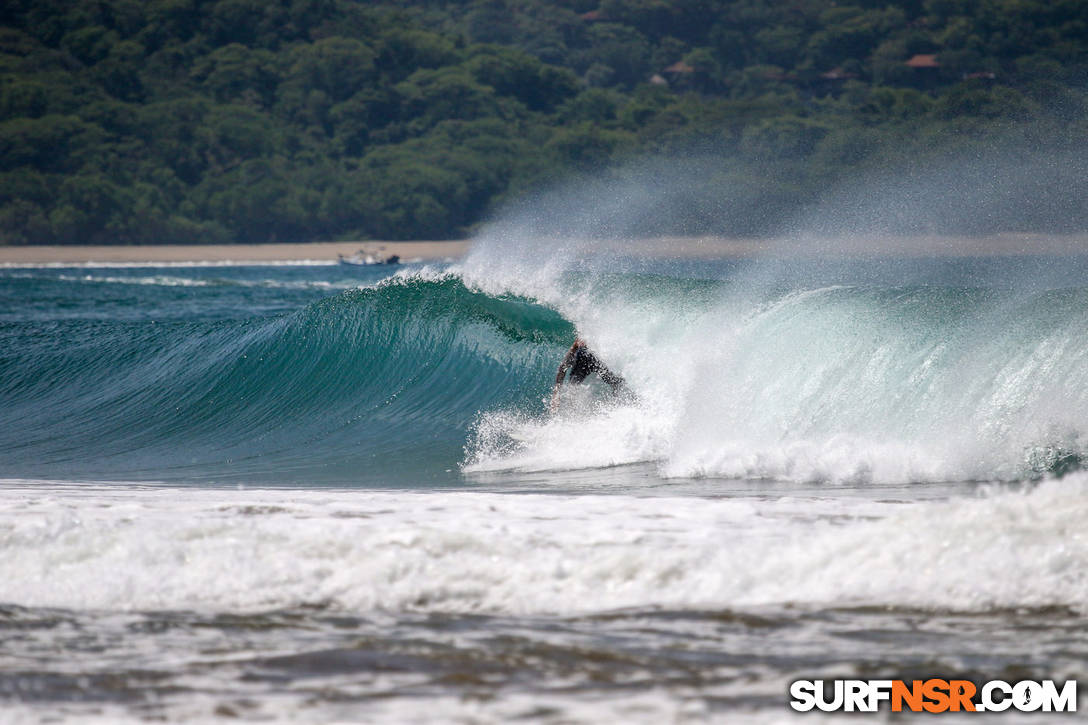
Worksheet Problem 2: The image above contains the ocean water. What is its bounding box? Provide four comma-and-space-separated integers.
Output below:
1, 245, 1087, 722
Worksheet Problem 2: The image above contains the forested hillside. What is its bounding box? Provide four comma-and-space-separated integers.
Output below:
1, 0, 1085, 244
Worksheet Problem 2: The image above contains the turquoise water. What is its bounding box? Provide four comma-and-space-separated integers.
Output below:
5, 256, 1088, 486
1, 256, 1087, 722
0, 264, 570, 485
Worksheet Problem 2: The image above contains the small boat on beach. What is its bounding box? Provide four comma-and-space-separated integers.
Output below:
338, 249, 400, 266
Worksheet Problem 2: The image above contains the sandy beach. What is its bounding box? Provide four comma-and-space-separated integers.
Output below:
0, 240, 471, 265
2, 233, 1088, 265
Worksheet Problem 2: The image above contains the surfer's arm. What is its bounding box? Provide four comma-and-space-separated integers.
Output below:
598, 366, 625, 393
554, 349, 573, 387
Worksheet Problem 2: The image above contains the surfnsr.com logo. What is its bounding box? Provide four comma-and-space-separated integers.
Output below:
789, 679, 1078, 713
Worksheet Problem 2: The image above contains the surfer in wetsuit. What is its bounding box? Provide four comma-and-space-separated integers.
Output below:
551, 337, 625, 412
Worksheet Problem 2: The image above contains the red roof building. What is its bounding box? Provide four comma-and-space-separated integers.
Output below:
905, 54, 940, 68
663, 61, 694, 74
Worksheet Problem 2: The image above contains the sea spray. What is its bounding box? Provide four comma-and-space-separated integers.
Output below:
4, 260, 1088, 723
6, 263, 1088, 484
459, 241, 1088, 482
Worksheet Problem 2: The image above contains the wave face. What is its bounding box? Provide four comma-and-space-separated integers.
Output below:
0, 267, 569, 484
4, 256, 1088, 485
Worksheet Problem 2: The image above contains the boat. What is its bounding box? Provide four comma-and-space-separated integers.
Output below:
338, 250, 400, 266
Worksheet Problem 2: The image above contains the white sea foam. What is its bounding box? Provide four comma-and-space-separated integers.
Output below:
1, 476, 1084, 615
1, 257, 448, 270
0, 690, 855, 725
59, 273, 218, 287
58, 273, 347, 290
3, 270, 362, 290
455, 235, 1088, 483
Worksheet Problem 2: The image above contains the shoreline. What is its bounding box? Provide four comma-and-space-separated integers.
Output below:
1, 233, 1087, 265
0, 240, 471, 266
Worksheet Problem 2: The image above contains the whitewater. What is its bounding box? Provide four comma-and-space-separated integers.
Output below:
1, 246, 1086, 722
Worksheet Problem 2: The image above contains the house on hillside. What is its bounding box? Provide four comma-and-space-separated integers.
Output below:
663, 61, 694, 77
662, 61, 694, 89
905, 53, 940, 89
905, 54, 939, 69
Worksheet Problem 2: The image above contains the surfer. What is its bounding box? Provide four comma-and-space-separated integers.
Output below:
551, 337, 625, 412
